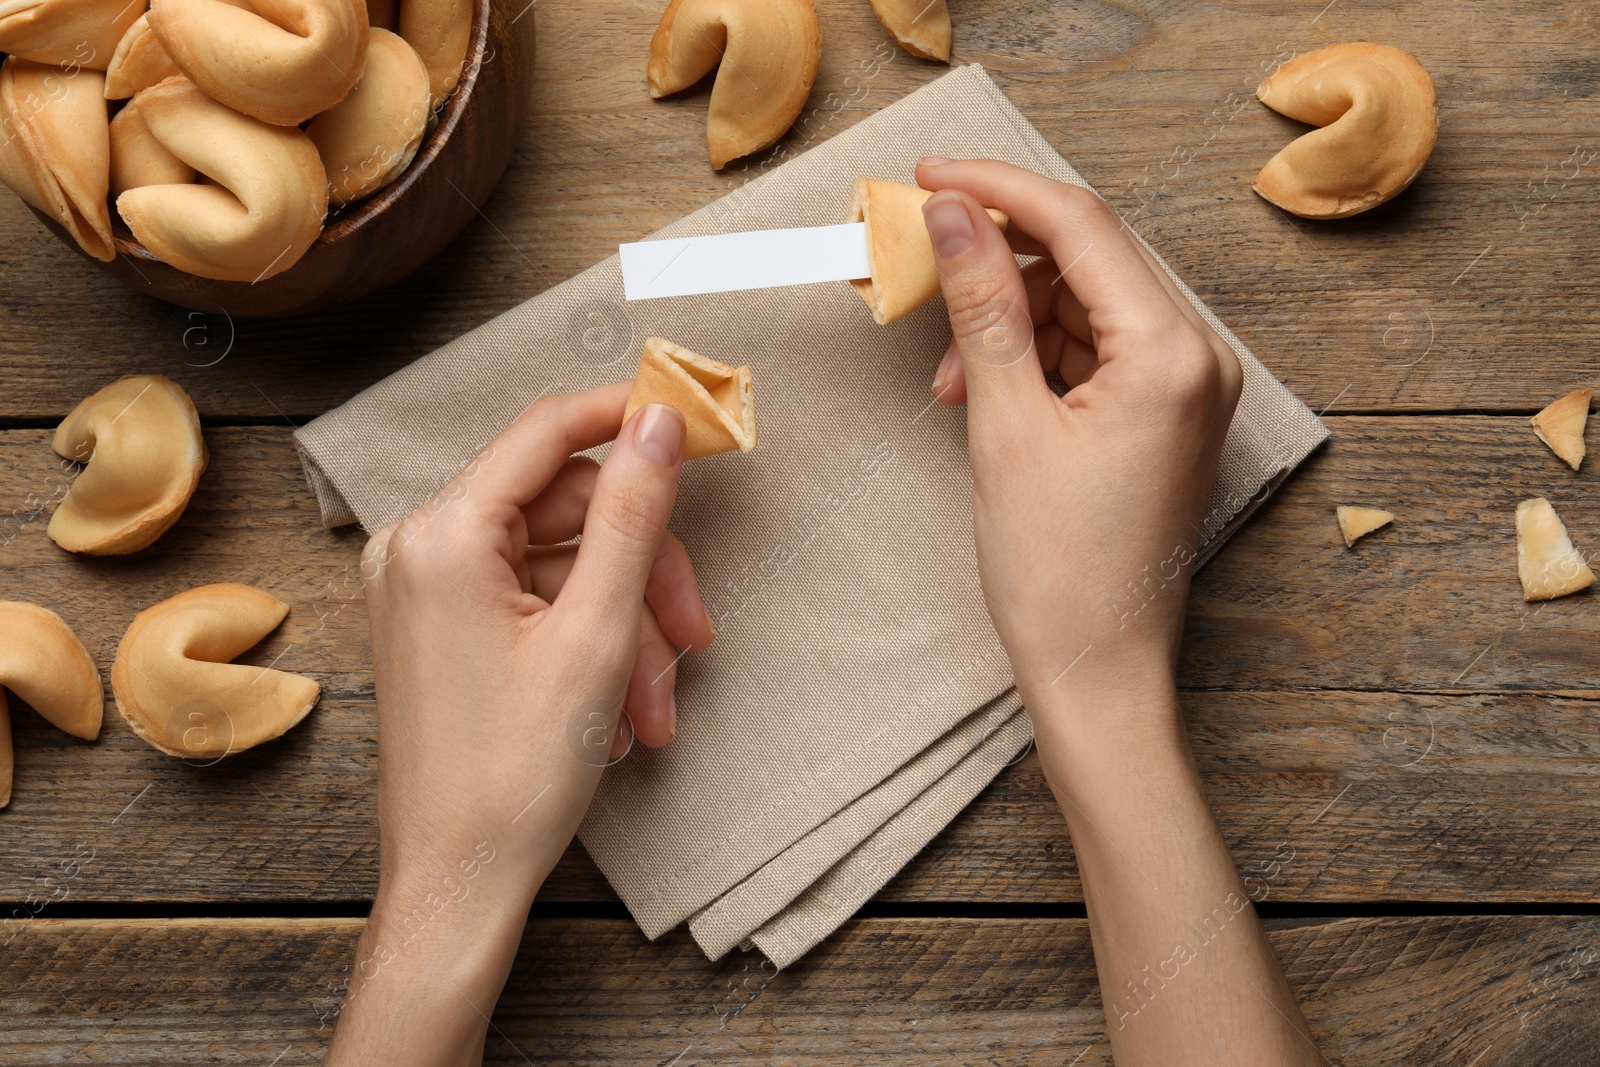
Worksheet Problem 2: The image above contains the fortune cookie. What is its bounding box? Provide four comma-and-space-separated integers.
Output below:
308, 28, 431, 205
866, 0, 950, 62
112, 583, 321, 759
1335, 505, 1392, 548
648, 0, 821, 169
0, 0, 142, 70
49, 374, 207, 555
108, 100, 196, 196
0, 57, 115, 261
1515, 498, 1596, 602
148, 0, 368, 126
1253, 42, 1438, 220
398, 0, 471, 110
625, 337, 757, 460
0, 602, 102, 808
847, 177, 1008, 326
116, 77, 328, 282
104, 13, 181, 100
1530, 388, 1590, 471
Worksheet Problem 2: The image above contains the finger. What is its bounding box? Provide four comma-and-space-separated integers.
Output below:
521, 457, 601, 545
1117, 237, 1247, 401
526, 535, 711, 654
1035, 322, 1063, 376
525, 545, 575, 602
1001, 226, 1052, 260
625, 607, 680, 748
1047, 326, 1101, 389
453, 381, 632, 513
645, 533, 716, 652
556, 404, 686, 672
931, 341, 967, 406
915, 159, 1190, 348
1020, 257, 1091, 342
922, 189, 1054, 419
608, 712, 635, 763
930, 247, 1088, 407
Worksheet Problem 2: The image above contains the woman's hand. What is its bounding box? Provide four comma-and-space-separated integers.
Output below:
915, 158, 1243, 713
918, 159, 1322, 1066
326, 384, 713, 1066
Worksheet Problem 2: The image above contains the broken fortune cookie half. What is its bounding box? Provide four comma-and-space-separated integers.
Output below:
625, 338, 757, 461
1515, 498, 1596, 602
112, 583, 321, 759
1253, 42, 1438, 220
848, 177, 1008, 326
50, 375, 207, 556
1530, 388, 1590, 471
0, 601, 103, 809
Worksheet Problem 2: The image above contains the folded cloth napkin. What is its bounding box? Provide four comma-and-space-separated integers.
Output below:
296, 63, 1328, 967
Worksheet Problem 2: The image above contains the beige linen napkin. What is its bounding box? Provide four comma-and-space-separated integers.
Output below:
296, 64, 1328, 967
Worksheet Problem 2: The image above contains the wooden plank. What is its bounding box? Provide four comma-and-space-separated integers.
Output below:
1, 416, 1597, 904
1187, 415, 1600, 692
2, 915, 1597, 1064
0, 0, 1594, 418
1, 418, 1595, 696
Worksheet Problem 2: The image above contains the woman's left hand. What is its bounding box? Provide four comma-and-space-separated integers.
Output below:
327, 382, 713, 1066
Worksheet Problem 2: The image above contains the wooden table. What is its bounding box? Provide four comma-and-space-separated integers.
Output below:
4, 0, 1598, 1061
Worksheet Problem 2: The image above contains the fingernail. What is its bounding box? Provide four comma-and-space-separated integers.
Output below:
932, 343, 959, 393
920, 156, 955, 167
667, 693, 677, 741
634, 403, 684, 466
923, 193, 974, 259
608, 712, 634, 763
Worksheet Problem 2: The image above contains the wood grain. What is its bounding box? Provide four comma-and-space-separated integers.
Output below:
1, 0, 1594, 1054
0, 0, 1595, 416
0, 416, 1596, 904
3, 915, 1597, 1064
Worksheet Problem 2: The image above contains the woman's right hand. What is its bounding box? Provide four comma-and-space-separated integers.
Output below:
914, 158, 1244, 715
919, 160, 1325, 1067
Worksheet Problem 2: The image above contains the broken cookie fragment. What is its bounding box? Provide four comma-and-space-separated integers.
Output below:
1529, 388, 1590, 471
1336, 505, 1393, 548
1515, 497, 1595, 602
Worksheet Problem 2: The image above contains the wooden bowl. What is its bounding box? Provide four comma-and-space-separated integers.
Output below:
32, 0, 536, 318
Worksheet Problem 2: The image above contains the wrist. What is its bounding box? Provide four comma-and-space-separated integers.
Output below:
1020, 654, 1190, 773
1016, 640, 1178, 725
364, 845, 532, 988
326, 885, 528, 1066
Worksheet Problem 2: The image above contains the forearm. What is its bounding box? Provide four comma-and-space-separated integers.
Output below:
324, 871, 531, 1066
1026, 672, 1323, 1066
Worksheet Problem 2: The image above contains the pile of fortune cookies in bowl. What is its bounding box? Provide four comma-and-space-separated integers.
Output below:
0, 0, 471, 281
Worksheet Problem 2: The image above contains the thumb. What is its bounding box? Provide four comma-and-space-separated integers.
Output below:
922, 190, 1048, 412
558, 403, 685, 669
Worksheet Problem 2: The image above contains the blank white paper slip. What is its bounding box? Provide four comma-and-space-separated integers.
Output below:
620, 222, 871, 301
